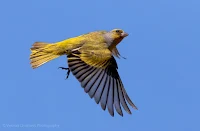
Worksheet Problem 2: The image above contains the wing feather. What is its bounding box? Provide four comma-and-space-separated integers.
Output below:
88, 70, 105, 98
94, 69, 108, 104
67, 49, 137, 116
84, 69, 102, 93
114, 78, 123, 116
107, 72, 114, 116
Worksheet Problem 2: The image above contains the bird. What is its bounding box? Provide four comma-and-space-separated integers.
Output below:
30, 29, 138, 116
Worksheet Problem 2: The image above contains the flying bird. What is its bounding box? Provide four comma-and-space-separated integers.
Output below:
30, 29, 137, 116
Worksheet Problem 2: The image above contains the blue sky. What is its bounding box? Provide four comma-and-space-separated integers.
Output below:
0, 0, 200, 130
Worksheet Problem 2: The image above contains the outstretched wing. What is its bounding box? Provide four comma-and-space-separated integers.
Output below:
67, 49, 137, 116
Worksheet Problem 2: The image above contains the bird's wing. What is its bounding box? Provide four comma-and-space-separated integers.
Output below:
67, 47, 137, 116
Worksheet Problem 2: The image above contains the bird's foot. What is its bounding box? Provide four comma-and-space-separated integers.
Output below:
58, 67, 71, 79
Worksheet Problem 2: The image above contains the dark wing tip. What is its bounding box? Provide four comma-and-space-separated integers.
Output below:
100, 102, 106, 110
108, 108, 114, 117
124, 91, 138, 110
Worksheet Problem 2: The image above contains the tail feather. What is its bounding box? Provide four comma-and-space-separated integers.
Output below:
31, 42, 48, 50
30, 42, 61, 69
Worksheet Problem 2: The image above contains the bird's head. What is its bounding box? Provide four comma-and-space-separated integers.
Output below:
104, 29, 128, 50
110, 29, 129, 39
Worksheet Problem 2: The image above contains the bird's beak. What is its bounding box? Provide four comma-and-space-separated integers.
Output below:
121, 32, 129, 37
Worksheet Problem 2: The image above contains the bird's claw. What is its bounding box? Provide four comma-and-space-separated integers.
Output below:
58, 67, 71, 79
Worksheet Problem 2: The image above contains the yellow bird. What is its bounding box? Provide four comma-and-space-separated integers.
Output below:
30, 29, 138, 116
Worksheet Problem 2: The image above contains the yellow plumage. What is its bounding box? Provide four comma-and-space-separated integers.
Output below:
30, 36, 86, 68
30, 29, 137, 116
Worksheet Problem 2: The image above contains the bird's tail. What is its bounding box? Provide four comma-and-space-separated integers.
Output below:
30, 42, 62, 69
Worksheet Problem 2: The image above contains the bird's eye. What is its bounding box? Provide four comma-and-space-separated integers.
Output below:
116, 30, 120, 33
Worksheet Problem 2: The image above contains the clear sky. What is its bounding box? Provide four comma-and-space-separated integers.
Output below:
0, 0, 199, 131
